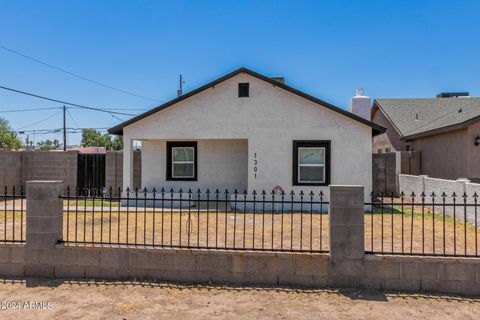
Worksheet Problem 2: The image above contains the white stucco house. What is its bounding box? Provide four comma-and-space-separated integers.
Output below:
108, 67, 384, 200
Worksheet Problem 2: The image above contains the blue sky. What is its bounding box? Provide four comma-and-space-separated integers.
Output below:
0, 0, 479, 145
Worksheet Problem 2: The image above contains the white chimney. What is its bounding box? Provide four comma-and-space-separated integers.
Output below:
349, 88, 371, 120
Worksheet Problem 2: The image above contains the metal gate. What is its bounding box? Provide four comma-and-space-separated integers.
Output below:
77, 153, 105, 195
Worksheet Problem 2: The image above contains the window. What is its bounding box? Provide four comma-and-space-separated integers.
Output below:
238, 83, 249, 97
377, 148, 383, 154
166, 141, 197, 181
293, 141, 330, 186
385, 147, 391, 153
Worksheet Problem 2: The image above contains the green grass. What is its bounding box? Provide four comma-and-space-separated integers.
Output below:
367, 204, 476, 230
63, 199, 120, 207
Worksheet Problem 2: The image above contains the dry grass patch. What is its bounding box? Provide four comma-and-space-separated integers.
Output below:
0, 204, 479, 256
63, 209, 330, 252
365, 205, 480, 256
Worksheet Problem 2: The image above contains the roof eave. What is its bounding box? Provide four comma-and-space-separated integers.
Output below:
372, 99, 404, 137
401, 115, 480, 141
108, 67, 385, 136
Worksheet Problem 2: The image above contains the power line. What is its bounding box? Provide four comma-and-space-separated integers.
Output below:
0, 107, 61, 113
79, 107, 149, 111
0, 85, 137, 116
66, 109, 80, 128
16, 110, 63, 130
15, 127, 110, 134
0, 43, 160, 102
0, 106, 147, 113
110, 114, 126, 122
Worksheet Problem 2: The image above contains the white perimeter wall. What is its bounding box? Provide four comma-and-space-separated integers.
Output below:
123, 73, 372, 199
398, 174, 480, 199
399, 174, 480, 223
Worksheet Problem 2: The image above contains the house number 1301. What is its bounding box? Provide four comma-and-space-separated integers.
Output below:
254, 153, 258, 179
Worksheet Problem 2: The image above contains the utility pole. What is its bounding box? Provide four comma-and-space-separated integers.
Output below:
63, 105, 67, 151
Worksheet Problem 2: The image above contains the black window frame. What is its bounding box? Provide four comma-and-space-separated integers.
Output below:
238, 82, 249, 97
166, 141, 198, 181
292, 140, 331, 186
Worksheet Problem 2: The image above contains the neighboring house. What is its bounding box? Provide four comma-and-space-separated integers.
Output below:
372, 94, 480, 182
108, 67, 384, 199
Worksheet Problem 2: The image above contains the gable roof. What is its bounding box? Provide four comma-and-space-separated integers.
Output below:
373, 97, 480, 140
108, 67, 385, 135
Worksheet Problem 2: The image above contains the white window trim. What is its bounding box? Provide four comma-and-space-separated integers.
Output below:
297, 147, 325, 184
171, 147, 195, 178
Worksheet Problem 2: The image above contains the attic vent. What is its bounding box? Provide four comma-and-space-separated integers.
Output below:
238, 83, 249, 97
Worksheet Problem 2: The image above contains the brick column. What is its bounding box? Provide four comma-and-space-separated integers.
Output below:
25, 181, 64, 277
328, 185, 365, 287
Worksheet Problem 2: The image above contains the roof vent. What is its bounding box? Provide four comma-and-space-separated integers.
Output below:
436, 92, 469, 98
238, 83, 249, 97
270, 77, 285, 84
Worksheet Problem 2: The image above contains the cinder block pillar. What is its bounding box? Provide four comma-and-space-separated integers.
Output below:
328, 185, 365, 287
25, 181, 64, 277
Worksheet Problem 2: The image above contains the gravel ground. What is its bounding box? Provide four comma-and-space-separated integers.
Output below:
0, 279, 478, 319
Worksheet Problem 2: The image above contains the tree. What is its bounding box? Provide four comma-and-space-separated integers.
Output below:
36, 139, 62, 151
81, 129, 123, 151
0, 117, 21, 150
111, 136, 123, 151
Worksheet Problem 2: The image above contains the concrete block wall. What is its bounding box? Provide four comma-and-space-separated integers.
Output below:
47, 247, 330, 286
424, 177, 466, 199
2, 182, 480, 296
25, 181, 64, 277
466, 182, 480, 198
399, 174, 480, 198
328, 185, 365, 287
372, 151, 421, 195
0, 150, 141, 190
0, 151, 22, 187
105, 151, 123, 191
103, 150, 141, 191
372, 152, 396, 195
0, 245, 25, 277
21, 151, 78, 189
133, 150, 141, 190
364, 255, 480, 295
398, 174, 426, 199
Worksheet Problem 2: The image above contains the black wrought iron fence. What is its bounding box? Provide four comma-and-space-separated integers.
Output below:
1, 186, 25, 244
365, 192, 479, 257
59, 187, 329, 253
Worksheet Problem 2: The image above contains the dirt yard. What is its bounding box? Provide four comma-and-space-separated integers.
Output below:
0, 279, 478, 319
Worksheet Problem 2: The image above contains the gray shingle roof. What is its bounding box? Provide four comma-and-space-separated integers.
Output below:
375, 97, 480, 137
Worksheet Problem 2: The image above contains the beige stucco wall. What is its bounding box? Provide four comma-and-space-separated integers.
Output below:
142, 139, 248, 191
371, 107, 406, 152
468, 121, 480, 181
123, 73, 373, 197
410, 128, 469, 180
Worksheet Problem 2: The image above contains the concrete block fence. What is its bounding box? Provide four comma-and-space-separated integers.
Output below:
399, 174, 480, 224
0, 181, 479, 295
399, 174, 480, 199
0, 150, 142, 191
